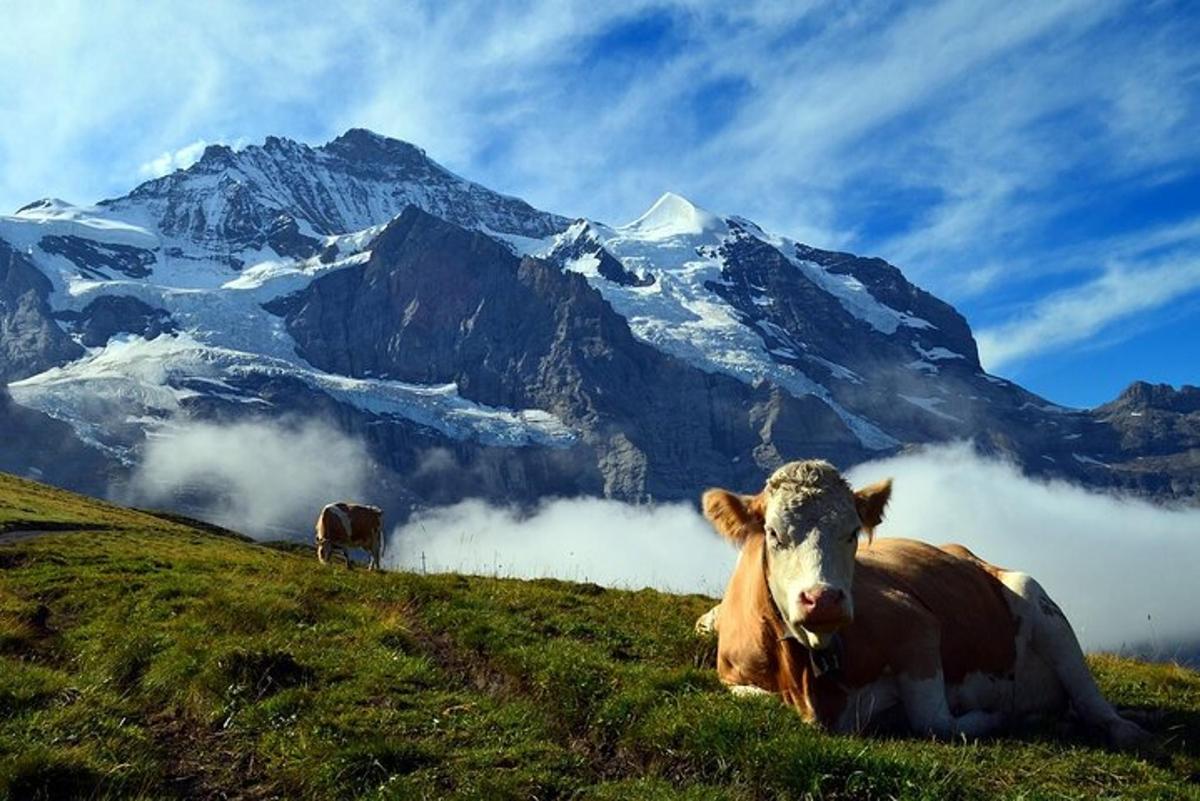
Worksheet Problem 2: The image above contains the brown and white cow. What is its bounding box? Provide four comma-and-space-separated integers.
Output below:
315, 502, 384, 570
697, 460, 1146, 747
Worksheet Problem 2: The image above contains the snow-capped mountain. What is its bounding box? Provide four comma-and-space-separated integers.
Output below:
1, 129, 1195, 517
100, 129, 567, 253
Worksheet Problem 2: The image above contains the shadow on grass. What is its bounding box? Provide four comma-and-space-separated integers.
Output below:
0, 520, 118, 536
220, 649, 316, 701
133, 509, 253, 542
2, 750, 102, 801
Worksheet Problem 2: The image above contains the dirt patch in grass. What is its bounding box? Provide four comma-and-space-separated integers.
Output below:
0, 603, 59, 659
219, 649, 316, 701
419, 627, 522, 699
148, 711, 281, 801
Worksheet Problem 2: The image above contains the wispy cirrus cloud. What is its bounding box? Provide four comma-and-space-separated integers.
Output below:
976, 256, 1200, 370
974, 211, 1200, 370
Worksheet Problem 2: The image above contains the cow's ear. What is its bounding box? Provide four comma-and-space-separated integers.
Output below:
702, 489, 764, 544
854, 478, 892, 540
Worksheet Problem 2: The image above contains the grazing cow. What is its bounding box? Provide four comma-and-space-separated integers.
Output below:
315, 502, 384, 570
696, 460, 1146, 747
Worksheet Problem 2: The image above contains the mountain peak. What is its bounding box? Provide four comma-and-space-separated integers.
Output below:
621, 192, 724, 240
13, 197, 76, 216
94, 129, 568, 244
322, 128, 427, 163
197, 143, 237, 165
1110, 381, 1200, 414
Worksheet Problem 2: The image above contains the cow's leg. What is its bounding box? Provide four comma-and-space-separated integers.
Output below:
898, 670, 1005, 739
369, 534, 383, 571
894, 625, 1004, 739
341, 547, 354, 570
998, 571, 1147, 748
695, 604, 720, 636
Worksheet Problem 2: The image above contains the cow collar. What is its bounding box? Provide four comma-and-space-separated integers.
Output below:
760, 534, 844, 678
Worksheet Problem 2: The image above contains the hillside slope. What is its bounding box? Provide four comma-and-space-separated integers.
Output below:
1, 474, 1198, 800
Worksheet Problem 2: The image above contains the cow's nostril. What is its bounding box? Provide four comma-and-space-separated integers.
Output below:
800, 591, 816, 609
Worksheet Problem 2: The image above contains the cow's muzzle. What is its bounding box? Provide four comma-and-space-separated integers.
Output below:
794, 586, 851, 634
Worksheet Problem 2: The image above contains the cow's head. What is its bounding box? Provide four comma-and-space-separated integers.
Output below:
703, 461, 891, 650
316, 539, 332, 564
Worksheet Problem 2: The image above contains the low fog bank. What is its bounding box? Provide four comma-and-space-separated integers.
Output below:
388, 497, 737, 596
848, 443, 1200, 657
121, 419, 373, 538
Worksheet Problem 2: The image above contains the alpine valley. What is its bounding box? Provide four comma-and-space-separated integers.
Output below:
2, 129, 1197, 531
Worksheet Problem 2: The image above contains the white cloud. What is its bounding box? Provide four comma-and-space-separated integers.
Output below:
137, 138, 212, 178
123, 419, 375, 538
976, 256, 1200, 370
388, 497, 737, 597
847, 444, 1200, 655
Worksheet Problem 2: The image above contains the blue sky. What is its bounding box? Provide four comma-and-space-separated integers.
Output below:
1, 0, 1198, 407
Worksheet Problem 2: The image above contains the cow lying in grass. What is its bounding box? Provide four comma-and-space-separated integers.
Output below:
696, 460, 1147, 748
315, 502, 384, 570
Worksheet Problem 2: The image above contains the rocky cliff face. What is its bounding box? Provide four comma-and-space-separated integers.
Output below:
0, 239, 83, 381
0, 385, 112, 491
1085, 382, 1200, 498
0, 129, 1196, 516
267, 207, 869, 499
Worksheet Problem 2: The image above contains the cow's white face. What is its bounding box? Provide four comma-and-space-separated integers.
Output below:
763, 477, 862, 649
316, 540, 332, 564
703, 461, 891, 651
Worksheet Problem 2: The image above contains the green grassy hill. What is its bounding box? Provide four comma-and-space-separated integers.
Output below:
1, 472, 1198, 800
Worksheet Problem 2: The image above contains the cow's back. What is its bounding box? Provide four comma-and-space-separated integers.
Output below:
347, 505, 382, 545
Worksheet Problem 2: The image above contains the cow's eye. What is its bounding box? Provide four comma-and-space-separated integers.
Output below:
766, 526, 780, 544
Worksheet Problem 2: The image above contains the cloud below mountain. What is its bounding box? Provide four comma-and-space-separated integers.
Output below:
388, 497, 737, 597
847, 443, 1200, 656
122, 419, 374, 538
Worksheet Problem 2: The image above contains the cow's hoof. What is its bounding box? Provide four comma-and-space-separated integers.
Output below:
1107, 717, 1151, 750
